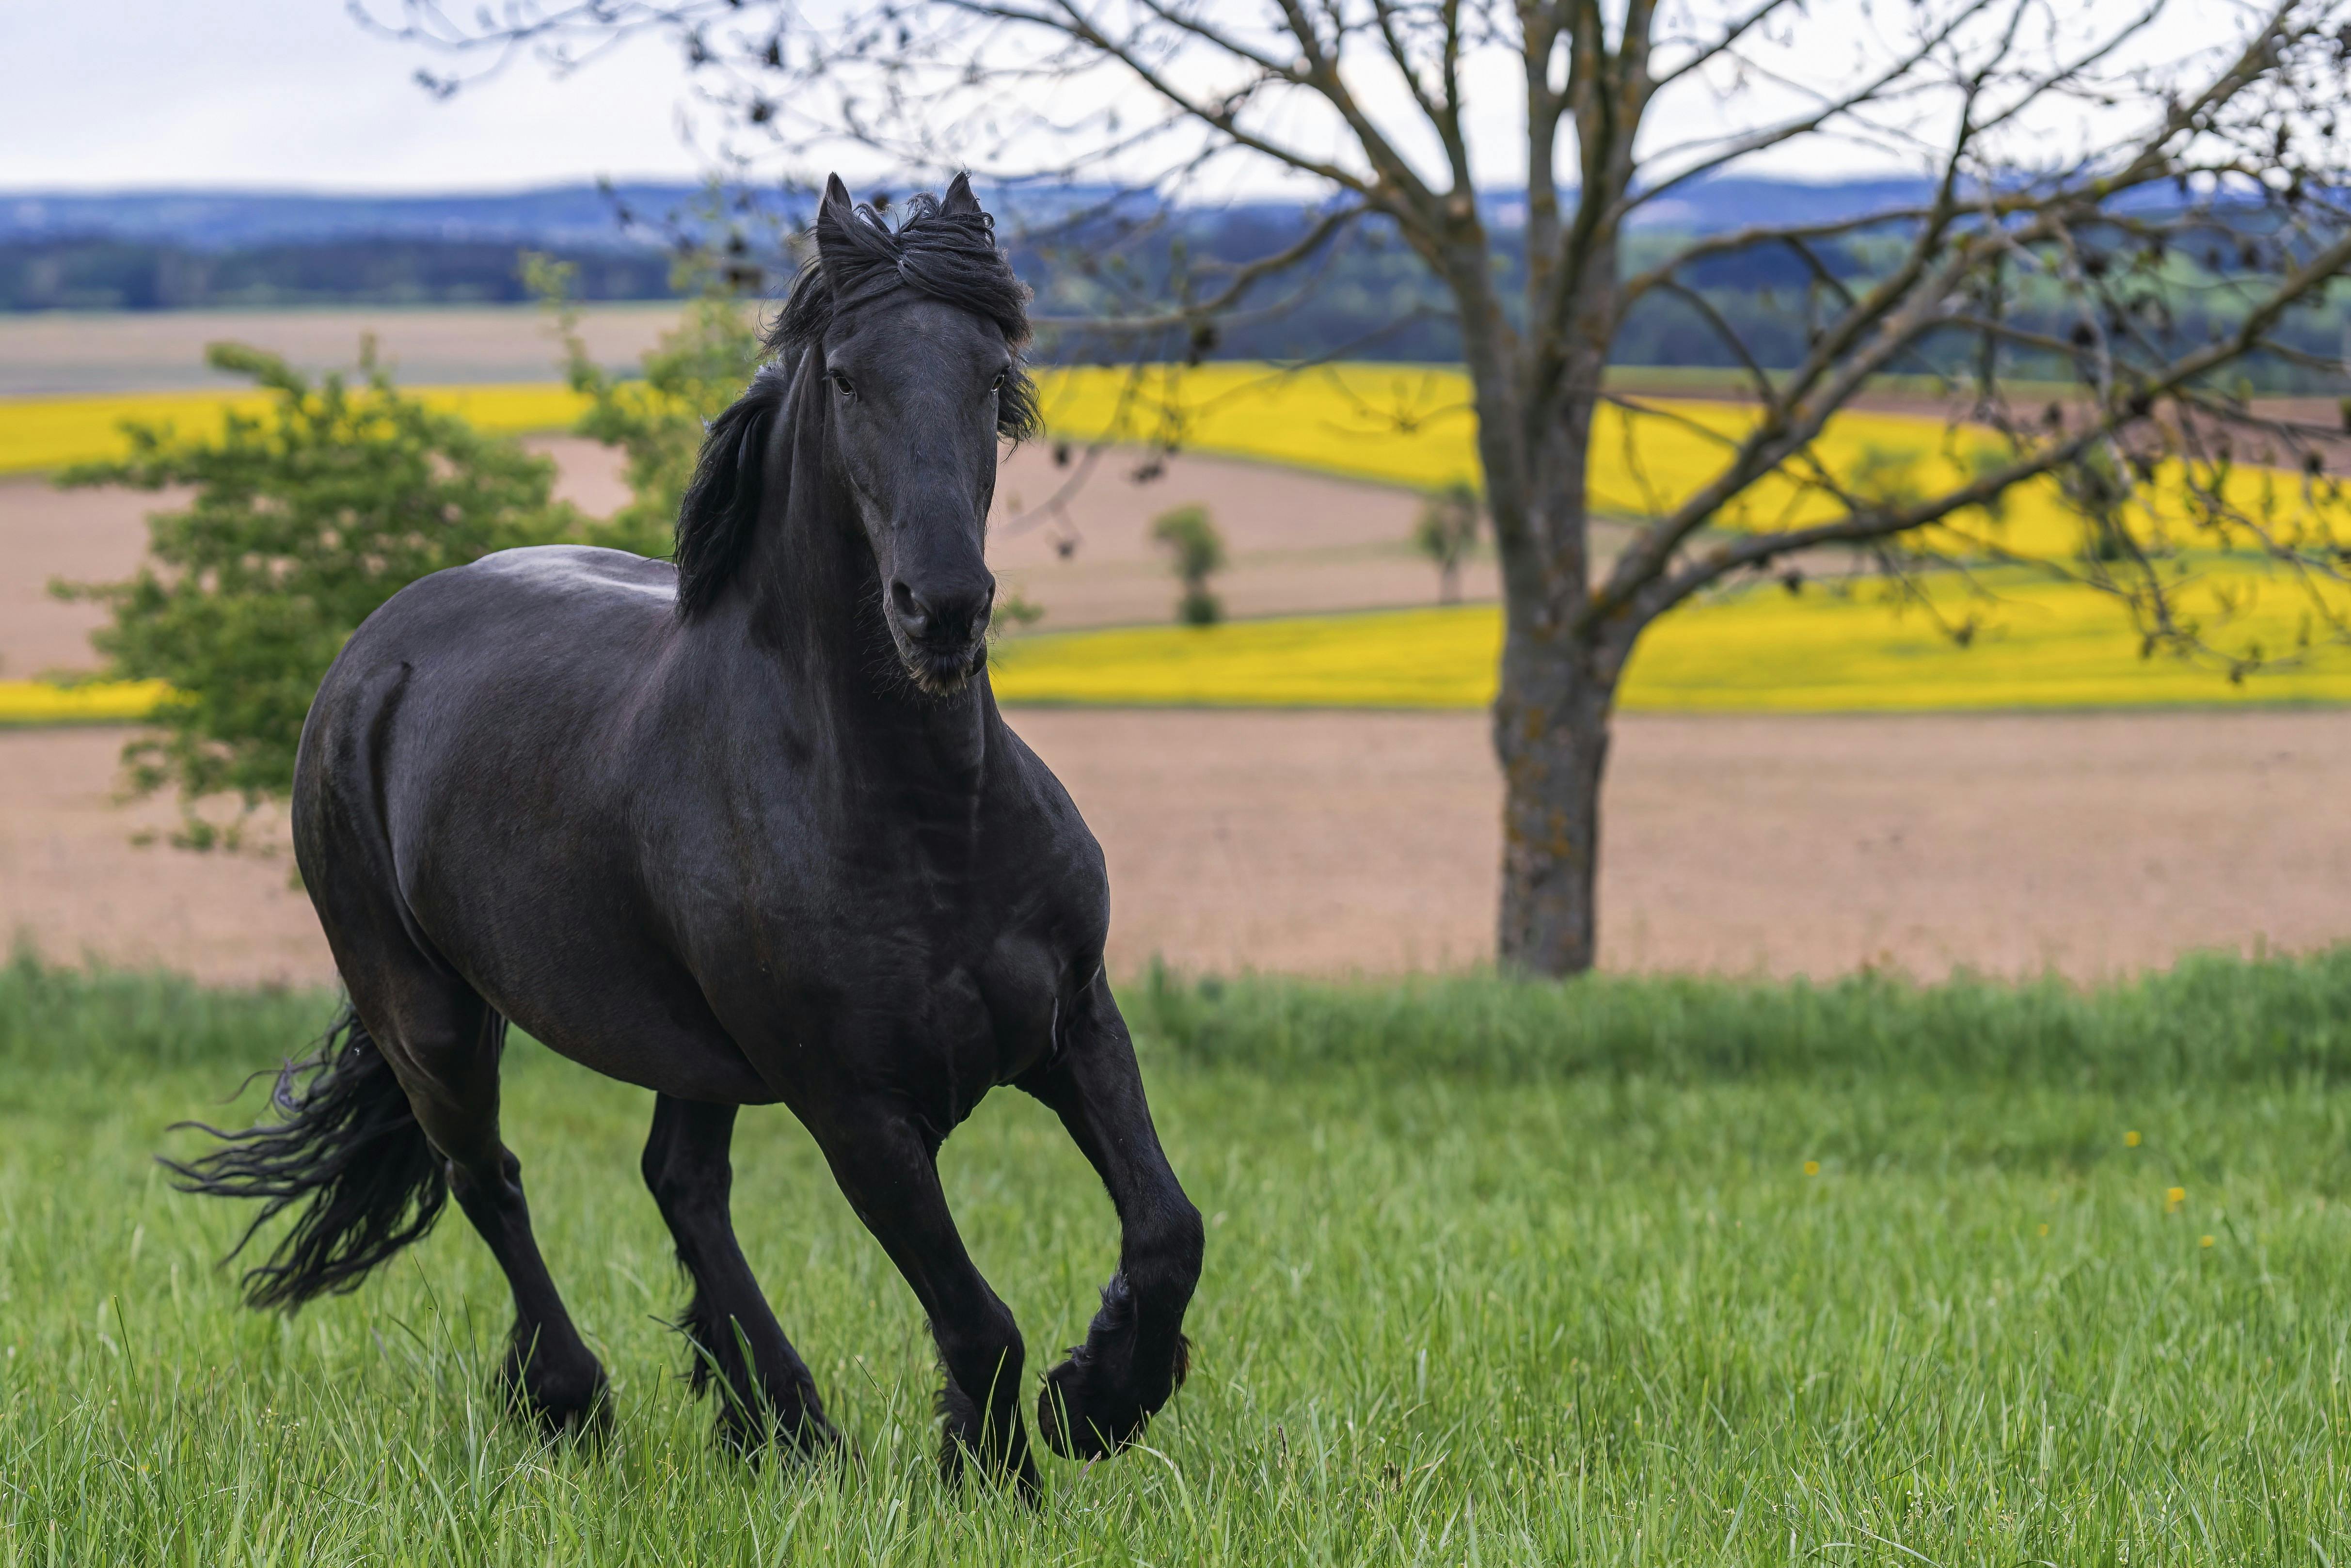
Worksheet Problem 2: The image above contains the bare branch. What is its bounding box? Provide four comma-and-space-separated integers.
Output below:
1623, 221, 2351, 631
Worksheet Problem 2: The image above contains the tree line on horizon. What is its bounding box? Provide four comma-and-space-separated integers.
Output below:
10, 203, 2350, 395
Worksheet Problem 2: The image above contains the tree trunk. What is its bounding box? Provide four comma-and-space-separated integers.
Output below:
1484, 339, 1618, 978
1447, 193, 1622, 977
1493, 620, 1616, 977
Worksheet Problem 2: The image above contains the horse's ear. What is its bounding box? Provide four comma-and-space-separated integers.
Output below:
940, 172, 981, 218
814, 174, 857, 259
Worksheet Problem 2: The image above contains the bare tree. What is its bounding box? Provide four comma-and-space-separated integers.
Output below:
368, 0, 2351, 975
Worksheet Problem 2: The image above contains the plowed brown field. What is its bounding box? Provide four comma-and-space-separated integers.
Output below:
9, 707, 2349, 986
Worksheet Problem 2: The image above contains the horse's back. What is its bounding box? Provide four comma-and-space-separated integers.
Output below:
335, 544, 679, 671
302, 544, 674, 816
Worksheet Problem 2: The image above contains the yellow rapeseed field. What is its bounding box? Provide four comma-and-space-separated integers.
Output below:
990, 567, 2351, 713
0, 384, 591, 475
9, 364, 2348, 720
25, 570, 2348, 726
1030, 363, 2340, 565
10, 367, 2326, 577
0, 680, 175, 725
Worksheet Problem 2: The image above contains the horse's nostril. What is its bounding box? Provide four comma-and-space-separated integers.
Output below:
890, 580, 928, 633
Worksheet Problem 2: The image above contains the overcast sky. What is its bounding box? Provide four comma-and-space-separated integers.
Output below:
0, 1, 709, 192
2, 1, 2241, 196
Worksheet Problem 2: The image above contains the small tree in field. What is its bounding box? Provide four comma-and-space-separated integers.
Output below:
1151, 505, 1228, 625
1414, 483, 1481, 604
53, 342, 576, 846
375, 0, 2351, 975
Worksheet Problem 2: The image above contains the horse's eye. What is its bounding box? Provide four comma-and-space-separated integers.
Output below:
829, 369, 856, 398
989, 371, 1007, 394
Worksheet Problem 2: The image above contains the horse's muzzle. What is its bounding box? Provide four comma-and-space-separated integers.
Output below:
888, 575, 992, 695
902, 634, 988, 696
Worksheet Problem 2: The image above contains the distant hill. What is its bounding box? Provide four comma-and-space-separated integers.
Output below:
0, 174, 1940, 252
0, 184, 705, 252
18, 175, 2314, 392
0, 175, 1936, 317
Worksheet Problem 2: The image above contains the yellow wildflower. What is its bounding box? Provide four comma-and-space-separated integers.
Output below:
2125, 1130, 2142, 1148
1804, 1161, 1821, 1176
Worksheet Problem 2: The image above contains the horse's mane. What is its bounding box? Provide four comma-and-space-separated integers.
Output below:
672, 182, 1039, 620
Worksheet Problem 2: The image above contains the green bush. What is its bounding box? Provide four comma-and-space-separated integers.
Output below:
51, 342, 578, 845
1411, 480, 1479, 602
1150, 504, 1227, 625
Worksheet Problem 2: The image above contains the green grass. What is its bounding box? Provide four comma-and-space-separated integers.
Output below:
6, 950, 2351, 1563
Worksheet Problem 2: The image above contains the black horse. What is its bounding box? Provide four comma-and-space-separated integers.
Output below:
171, 174, 1202, 1495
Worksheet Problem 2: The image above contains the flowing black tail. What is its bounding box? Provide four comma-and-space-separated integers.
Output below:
164, 1002, 448, 1311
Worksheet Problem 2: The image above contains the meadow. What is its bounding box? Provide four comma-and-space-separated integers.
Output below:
7, 949, 2351, 1563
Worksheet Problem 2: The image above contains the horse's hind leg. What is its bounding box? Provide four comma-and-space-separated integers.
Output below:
1019, 973, 1203, 1460
642, 1095, 836, 1456
811, 1106, 1038, 1498
359, 968, 609, 1437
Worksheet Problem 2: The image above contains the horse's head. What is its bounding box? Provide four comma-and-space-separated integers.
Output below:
670, 174, 1038, 696
803, 175, 1038, 693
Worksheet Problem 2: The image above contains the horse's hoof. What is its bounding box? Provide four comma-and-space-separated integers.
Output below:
500, 1348, 612, 1442
940, 1431, 1042, 1503
936, 1386, 1041, 1500
1037, 1357, 1140, 1461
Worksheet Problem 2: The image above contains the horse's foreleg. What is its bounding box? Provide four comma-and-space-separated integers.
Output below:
642, 1095, 836, 1457
1020, 974, 1204, 1461
812, 1107, 1038, 1498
